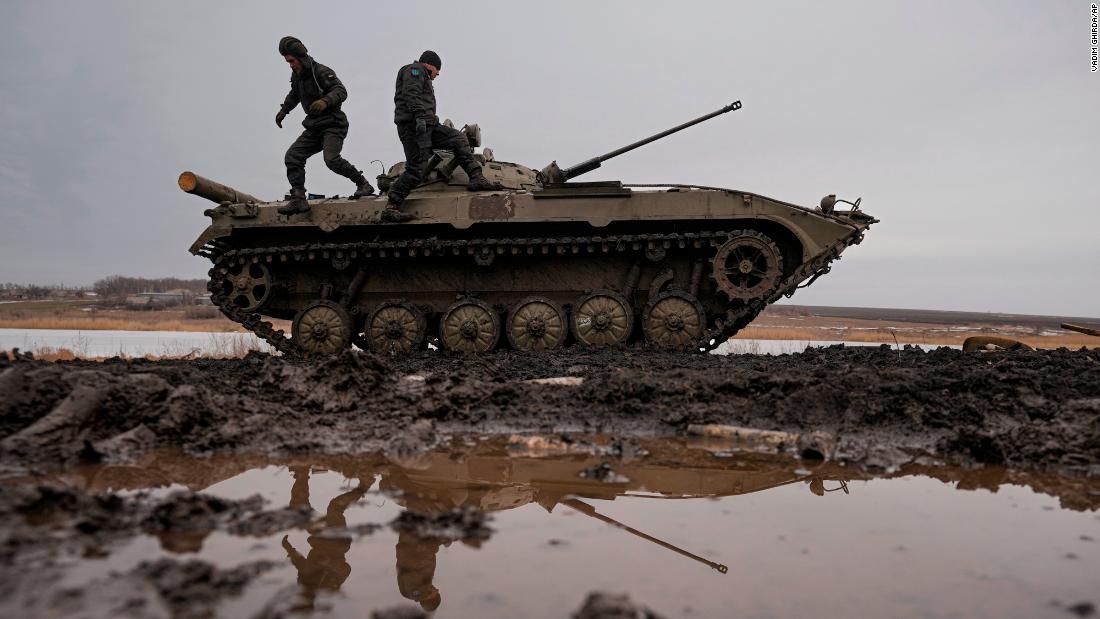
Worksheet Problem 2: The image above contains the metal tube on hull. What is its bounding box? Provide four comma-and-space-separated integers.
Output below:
561, 101, 742, 180
178, 171, 263, 204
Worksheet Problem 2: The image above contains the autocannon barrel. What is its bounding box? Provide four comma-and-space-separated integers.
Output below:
178, 171, 262, 204
561, 101, 742, 181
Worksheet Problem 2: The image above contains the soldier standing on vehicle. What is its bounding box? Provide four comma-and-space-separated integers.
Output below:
383, 50, 501, 222
275, 36, 375, 216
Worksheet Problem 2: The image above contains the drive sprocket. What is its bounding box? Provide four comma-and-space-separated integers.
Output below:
712, 231, 784, 301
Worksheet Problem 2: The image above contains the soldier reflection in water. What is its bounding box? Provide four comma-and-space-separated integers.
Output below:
278, 464, 459, 613
395, 531, 445, 612
383, 466, 496, 613
281, 465, 370, 610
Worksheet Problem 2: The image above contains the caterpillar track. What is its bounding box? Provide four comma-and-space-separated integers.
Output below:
203, 218, 869, 356
185, 104, 877, 356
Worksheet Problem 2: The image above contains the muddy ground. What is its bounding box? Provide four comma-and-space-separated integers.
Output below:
2, 345, 1099, 617
2, 345, 1099, 476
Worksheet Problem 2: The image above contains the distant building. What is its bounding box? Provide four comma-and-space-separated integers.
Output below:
124, 290, 211, 307
125, 291, 189, 307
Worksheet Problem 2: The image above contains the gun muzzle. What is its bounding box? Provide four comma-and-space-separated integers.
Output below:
178, 171, 262, 205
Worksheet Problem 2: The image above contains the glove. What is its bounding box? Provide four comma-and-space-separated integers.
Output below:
308, 99, 328, 114
275, 109, 287, 128
415, 117, 432, 148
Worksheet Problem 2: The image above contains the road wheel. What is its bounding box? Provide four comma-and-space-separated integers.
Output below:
440, 299, 500, 353
507, 297, 567, 351
292, 301, 352, 355
366, 300, 425, 353
571, 290, 633, 347
643, 291, 705, 350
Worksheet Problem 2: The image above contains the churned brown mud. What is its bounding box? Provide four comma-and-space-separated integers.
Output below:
1, 346, 1098, 476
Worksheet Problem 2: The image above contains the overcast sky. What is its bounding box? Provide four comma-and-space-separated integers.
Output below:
0, 1, 1096, 316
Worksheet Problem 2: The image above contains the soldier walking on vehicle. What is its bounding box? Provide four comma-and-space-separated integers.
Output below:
383, 50, 501, 222
275, 36, 375, 216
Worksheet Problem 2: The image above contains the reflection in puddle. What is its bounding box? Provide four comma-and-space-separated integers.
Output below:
8, 436, 1100, 618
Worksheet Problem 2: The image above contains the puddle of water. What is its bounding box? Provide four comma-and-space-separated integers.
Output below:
5, 437, 1098, 618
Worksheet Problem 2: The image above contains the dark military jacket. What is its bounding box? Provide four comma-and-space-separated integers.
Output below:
279, 57, 349, 129
393, 62, 438, 125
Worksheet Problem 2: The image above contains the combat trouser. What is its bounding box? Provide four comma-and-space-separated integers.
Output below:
387, 122, 483, 204
284, 125, 366, 189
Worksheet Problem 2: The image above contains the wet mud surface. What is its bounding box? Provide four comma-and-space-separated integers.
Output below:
2, 346, 1099, 476
2, 346, 1099, 617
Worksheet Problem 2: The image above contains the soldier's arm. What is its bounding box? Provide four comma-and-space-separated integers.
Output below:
319, 67, 348, 106
280, 84, 299, 115
401, 68, 436, 124
282, 535, 307, 568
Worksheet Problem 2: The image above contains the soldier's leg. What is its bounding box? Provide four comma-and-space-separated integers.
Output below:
431, 125, 500, 190
322, 127, 374, 198
321, 128, 365, 183
285, 130, 324, 190
280, 130, 323, 215
430, 125, 481, 177
387, 123, 429, 206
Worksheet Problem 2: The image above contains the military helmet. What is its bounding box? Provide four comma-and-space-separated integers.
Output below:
279, 36, 308, 57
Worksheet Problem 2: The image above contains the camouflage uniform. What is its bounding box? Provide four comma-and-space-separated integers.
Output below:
279, 58, 368, 190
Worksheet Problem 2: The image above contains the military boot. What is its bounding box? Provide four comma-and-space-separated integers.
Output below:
351, 176, 375, 199
380, 195, 416, 223
278, 187, 310, 216
466, 170, 504, 192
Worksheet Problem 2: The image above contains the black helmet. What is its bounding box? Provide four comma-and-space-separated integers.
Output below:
279, 36, 308, 58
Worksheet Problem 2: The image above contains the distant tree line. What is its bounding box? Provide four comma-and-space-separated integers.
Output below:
0, 282, 82, 299
91, 276, 207, 299
1, 278, 208, 301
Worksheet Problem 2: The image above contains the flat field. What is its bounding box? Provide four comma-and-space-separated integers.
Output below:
738, 304, 1100, 348
1, 299, 1096, 349
0, 299, 262, 333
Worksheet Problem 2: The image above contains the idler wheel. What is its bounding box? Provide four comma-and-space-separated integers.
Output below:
440, 299, 500, 353
292, 301, 352, 355
571, 290, 633, 347
642, 291, 705, 350
507, 297, 567, 351
712, 231, 784, 301
366, 300, 426, 353
220, 262, 274, 312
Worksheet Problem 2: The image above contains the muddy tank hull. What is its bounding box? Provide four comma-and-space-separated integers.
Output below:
192, 180, 876, 355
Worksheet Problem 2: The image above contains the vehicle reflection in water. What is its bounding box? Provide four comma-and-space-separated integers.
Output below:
15, 435, 1100, 615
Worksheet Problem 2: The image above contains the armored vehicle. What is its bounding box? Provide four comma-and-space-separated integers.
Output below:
182, 102, 877, 355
